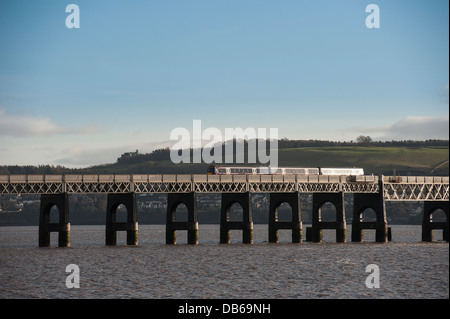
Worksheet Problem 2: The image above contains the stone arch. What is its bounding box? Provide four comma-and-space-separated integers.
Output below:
39, 193, 70, 247
106, 193, 138, 246
269, 192, 302, 243
220, 192, 253, 244
352, 192, 388, 243
311, 192, 346, 243
423, 201, 449, 242
166, 192, 198, 245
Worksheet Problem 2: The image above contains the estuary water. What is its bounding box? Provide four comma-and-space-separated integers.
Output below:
0, 225, 448, 299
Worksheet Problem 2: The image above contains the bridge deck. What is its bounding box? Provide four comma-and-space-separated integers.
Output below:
0, 174, 448, 201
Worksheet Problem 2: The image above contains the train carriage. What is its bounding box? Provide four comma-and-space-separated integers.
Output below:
207, 165, 363, 176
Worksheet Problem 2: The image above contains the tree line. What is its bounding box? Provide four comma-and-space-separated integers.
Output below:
1, 138, 448, 174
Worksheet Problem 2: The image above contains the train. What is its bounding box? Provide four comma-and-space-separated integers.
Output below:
207, 165, 364, 176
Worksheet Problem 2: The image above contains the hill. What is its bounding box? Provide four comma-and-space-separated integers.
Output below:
0, 140, 448, 176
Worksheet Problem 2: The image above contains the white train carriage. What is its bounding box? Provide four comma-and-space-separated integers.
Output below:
207, 165, 363, 175
319, 167, 364, 176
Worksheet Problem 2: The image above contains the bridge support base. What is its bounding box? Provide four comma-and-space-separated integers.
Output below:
268, 192, 302, 243
39, 193, 70, 247
311, 192, 346, 243
220, 192, 253, 244
352, 191, 388, 243
166, 192, 198, 244
106, 193, 138, 246
422, 201, 449, 242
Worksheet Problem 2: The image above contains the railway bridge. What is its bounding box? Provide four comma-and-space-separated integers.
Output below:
0, 174, 448, 247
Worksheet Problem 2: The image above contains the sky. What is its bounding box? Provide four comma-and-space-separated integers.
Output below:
0, 0, 448, 167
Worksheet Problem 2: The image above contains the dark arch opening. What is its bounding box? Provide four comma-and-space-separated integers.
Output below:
47, 204, 59, 246
228, 202, 244, 221
362, 208, 377, 222
276, 202, 292, 222
319, 202, 337, 222
49, 204, 59, 223
430, 208, 447, 223
359, 207, 378, 242
429, 208, 448, 242
115, 204, 128, 223
173, 202, 188, 222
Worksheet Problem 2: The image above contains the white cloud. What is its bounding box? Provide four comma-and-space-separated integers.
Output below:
0, 109, 70, 137
347, 116, 449, 141
380, 116, 449, 141
0, 109, 99, 137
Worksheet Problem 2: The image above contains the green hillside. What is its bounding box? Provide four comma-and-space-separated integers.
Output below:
1, 143, 448, 176
277, 146, 449, 176
82, 145, 449, 176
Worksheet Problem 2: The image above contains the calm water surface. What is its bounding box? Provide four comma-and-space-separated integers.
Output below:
0, 225, 448, 299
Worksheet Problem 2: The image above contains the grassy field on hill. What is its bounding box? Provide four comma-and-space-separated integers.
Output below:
277, 146, 449, 175
1, 144, 448, 176
81, 145, 448, 176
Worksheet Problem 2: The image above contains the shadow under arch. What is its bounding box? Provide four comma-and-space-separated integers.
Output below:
166, 192, 198, 244
220, 192, 253, 244
269, 192, 302, 243
39, 193, 70, 247
422, 201, 449, 242
106, 193, 138, 246
311, 192, 346, 243
352, 191, 388, 243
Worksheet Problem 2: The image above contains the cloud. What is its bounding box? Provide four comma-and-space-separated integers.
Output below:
0, 109, 99, 137
380, 116, 449, 141
349, 116, 449, 141
0, 109, 70, 137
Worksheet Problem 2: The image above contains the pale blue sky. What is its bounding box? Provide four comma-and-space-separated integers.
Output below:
0, 0, 448, 166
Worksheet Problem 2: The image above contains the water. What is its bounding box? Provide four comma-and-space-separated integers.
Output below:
0, 225, 448, 299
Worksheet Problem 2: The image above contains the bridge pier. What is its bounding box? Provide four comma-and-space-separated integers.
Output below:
106, 193, 138, 246
422, 201, 449, 242
220, 192, 253, 244
268, 192, 302, 243
311, 192, 346, 243
166, 192, 198, 244
39, 193, 70, 247
352, 189, 388, 243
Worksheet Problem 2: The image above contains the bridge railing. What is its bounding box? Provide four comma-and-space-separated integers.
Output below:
382, 176, 449, 201
0, 174, 448, 200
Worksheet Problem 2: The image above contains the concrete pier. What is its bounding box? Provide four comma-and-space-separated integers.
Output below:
311, 192, 346, 243
39, 193, 70, 247
220, 192, 253, 244
352, 182, 388, 243
268, 192, 302, 243
166, 192, 198, 244
105, 193, 138, 246
422, 201, 449, 242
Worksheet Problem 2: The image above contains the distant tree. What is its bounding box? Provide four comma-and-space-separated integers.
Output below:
356, 135, 373, 144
